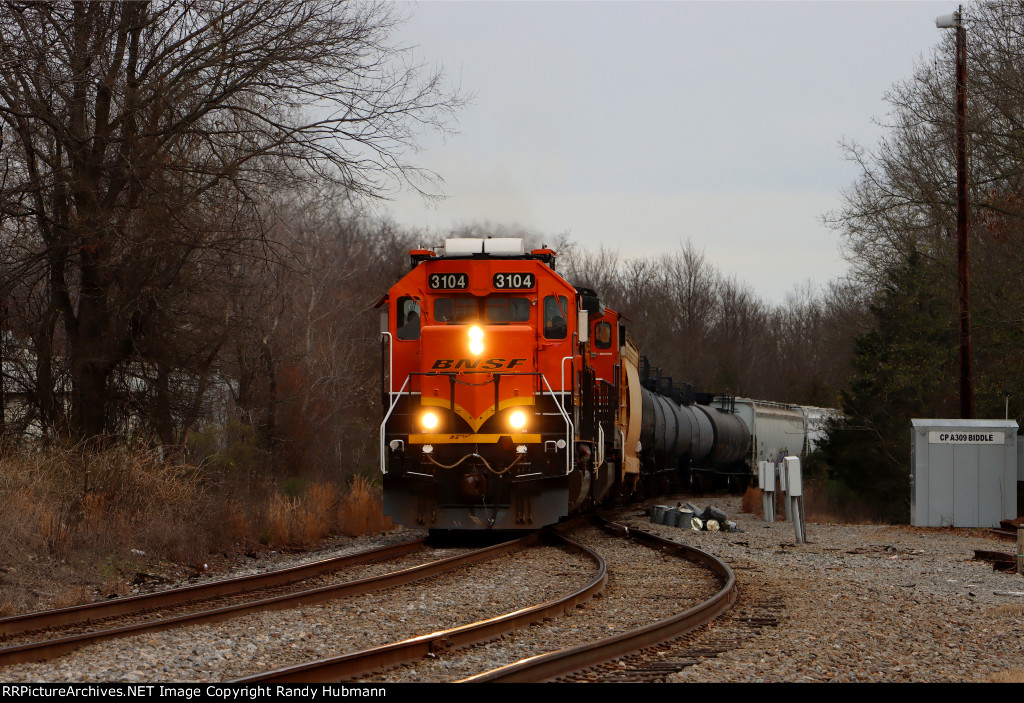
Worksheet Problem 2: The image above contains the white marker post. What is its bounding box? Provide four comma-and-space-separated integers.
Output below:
784, 455, 805, 544
759, 460, 775, 522
778, 457, 789, 522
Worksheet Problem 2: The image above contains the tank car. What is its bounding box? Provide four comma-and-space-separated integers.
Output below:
710, 398, 839, 477
378, 238, 831, 530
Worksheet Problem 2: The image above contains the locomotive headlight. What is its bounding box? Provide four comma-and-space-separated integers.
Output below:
509, 410, 527, 430
421, 412, 438, 430
468, 326, 484, 355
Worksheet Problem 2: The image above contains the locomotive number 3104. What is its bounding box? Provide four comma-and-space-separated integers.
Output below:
428, 273, 468, 289
493, 272, 535, 289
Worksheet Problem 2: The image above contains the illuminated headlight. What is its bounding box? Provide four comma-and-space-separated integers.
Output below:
468, 326, 484, 355
509, 410, 527, 430
421, 412, 438, 430
422, 444, 434, 454
516, 445, 528, 454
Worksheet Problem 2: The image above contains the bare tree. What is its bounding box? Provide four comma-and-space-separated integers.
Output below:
0, 0, 461, 438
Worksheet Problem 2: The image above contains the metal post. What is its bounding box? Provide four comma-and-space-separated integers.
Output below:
778, 458, 790, 522
760, 461, 775, 522
785, 456, 806, 544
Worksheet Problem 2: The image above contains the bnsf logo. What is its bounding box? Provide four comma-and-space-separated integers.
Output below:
431, 358, 527, 370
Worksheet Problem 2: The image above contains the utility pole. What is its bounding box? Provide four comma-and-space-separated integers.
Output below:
937, 6, 974, 419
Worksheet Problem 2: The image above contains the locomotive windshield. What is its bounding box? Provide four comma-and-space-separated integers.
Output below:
485, 296, 530, 322
434, 295, 530, 324
433, 296, 476, 323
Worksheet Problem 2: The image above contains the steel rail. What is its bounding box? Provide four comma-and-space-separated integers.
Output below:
231, 530, 607, 683
0, 536, 534, 666
0, 539, 427, 638
458, 515, 736, 682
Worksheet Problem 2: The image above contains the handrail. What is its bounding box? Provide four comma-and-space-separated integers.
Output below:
379, 373, 413, 474
383, 331, 393, 399
537, 372, 574, 474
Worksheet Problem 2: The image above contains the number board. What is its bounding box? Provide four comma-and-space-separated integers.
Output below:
428, 273, 468, 290
493, 272, 535, 290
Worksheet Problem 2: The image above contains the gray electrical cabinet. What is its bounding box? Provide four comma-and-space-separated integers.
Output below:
910, 419, 1018, 527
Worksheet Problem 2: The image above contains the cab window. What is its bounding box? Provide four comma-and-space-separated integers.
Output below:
543, 295, 568, 339
434, 297, 477, 323
594, 321, 612, 349
485, 296, 530, 323
397, 297, 421, 340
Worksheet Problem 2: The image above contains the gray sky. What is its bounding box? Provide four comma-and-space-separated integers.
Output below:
382, 0, 955, 303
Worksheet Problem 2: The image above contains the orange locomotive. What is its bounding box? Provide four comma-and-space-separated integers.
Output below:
379, 237, 635, 530
378, 237, 751, 530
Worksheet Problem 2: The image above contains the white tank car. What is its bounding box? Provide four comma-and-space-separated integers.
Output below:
713, 397, 809, 466
799, 406, 839, 453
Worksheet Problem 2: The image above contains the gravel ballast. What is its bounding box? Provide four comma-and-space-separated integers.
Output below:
620, 494, 1024, 683
2, 494, 1024, 682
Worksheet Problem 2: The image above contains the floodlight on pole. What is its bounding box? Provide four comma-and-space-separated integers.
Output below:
936, 5, 974, 420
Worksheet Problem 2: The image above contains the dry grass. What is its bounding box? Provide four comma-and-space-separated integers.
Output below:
0, 594, 21, 618
991, 603, 1024, 617
741, 486, 762, 515
256, 477, 390, 546
339, 475, 392, 537
991, 669, 1024, 683
220, 499, 254, 542
893, 524, 994, 539
264, 483, 338, 546
0, 443, 216, 612
986, 590, 1024, 682
48, 584, 93, 610
743, 480, 891, 525
801, 480, 891, 524
0, 443, 215, 562
0, 442, 395, 614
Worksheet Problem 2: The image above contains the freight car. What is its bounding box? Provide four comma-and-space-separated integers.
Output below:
378, 238, 831, 530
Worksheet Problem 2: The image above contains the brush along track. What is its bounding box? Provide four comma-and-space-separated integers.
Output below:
231, 529, 607, 683
0, 536, 527, 666
455, 515, 737, 682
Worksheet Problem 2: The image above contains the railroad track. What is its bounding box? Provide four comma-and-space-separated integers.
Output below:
0, 535, 530, 666
267, 511, 737, 683
231, 528, 606, 683
457, 514, 739, 682
552, 592, 784, 683
2, 507, 756, 682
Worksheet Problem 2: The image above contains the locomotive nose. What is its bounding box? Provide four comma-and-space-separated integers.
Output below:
419, 323, 536, 432
421, 323, 535, 373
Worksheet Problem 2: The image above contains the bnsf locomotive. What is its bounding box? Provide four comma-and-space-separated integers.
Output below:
378, 238, 827, 530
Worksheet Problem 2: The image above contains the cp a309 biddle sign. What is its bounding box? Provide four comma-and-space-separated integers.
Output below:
928, 431, 1005, 445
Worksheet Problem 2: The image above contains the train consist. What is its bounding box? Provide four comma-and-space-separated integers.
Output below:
378, 238, 833, 530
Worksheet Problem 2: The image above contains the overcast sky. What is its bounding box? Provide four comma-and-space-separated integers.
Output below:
381, 1, 955, 303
